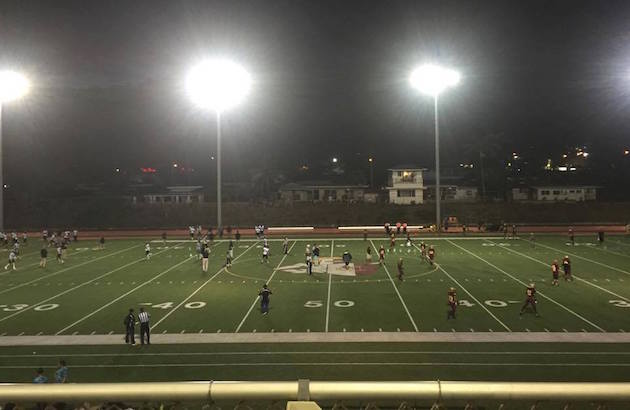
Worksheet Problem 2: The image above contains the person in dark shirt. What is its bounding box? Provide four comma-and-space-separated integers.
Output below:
259, 284, 272, 315
201, 244, 210, 272
235, 230, 241, 243
447, 287, 457, 319
397, 258, 404, 281
124, 308, 136, 345
520, 284, 539, 317
342, 251, 352, 270
39, 247, 48, 268
562, 256, 572, 281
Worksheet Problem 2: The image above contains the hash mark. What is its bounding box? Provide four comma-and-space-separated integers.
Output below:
180, 330, 185, 334
544, 328, 550, 332
525, 328, 530, 332
288, 329, 292, 333
563, 328, 568, 332
397, 328, 401, 332
360, 328, 364, 332
108, 331, 113, 335
18, 332, 24, 336
36, 332, 43, 336
90, 331, 96, 335
199, 329, 203, 333
162, 330, 167, 334
217, 329, 221, 333
469, 328, 474, 332
489, 329, 494, 332
451, 328, 456, 333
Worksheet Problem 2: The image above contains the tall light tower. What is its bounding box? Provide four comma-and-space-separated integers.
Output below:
0, 70, 30, 232
186, 59, 251, 231
409, 64, 460, 232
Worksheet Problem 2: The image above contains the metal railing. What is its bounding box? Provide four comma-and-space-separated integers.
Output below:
1, 381, 630, 403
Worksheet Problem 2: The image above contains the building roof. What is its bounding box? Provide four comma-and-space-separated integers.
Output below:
388, 164, 427, 171
279, 181, 369, 191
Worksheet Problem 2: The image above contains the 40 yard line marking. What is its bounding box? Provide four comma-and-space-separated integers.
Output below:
0, 244, 138, 297
151, 242, 258, 331
415, 243, 511, 332
325, 239, 334, 333
455, 239, 605, 333
371, 240, 419, 332
234, 241, 297, 333
494, 240, 630, 303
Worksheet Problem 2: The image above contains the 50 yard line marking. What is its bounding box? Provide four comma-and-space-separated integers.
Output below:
453, 239, 605, 333
371, 240, 419, 332
325, 239, 334, 332
152, 242, 258, 331
490, 240, 630, 303
0, 245, 137, 296
234, 241, 297, 333
0, 244, 183, 325
412, 242, 511, 332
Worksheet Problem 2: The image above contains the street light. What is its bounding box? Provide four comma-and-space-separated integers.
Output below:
0, 70, 30, 232
186, 59, 251, 231
409, 64, 460, 232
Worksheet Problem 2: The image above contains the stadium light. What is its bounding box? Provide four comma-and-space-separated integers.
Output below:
0, 70, 30, 231
185, 59, 251, 230
409, 64, 460, 232
332, 157, 338, 163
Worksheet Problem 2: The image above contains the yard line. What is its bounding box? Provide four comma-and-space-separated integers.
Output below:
0, 244, 181, 324
451, 240, 605, 333
234, 242, 297, 333
526, 239, 630, 276
0, 249, 91, 278
325, 240, 334, 333
152, 242, 258, 331
492, 240, 630, 303
56, 253, 195, 334
371, 240, 419, 332
0, 245, 137, 296
413, 243, 511, 332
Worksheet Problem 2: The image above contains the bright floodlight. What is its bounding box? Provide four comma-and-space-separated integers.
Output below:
0, 71, 29, 103
186, 59, 251, 112
409, 64, 460, 96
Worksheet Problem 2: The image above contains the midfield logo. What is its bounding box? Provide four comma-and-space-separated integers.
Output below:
279, 257, 379, 277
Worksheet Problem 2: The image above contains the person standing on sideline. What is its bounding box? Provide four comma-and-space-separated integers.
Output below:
259, 284, 272, 315
306, 254, 313, 275
235, 229, 241, 243
39, 247, 48, 268
342, 251, 352, 270
201, 244, 210, 272
138, 307, 150, 345
33, 368, 48, 383
124, 308, 136, 345
283, 237, 289, 255
55, 360, 68, 383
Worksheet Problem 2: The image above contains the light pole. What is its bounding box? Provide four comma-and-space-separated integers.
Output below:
0, 70, 30, 232
409, 64, 460, 232
186, 59, 251, 231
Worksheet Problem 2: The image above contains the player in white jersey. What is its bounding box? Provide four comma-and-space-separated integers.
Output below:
56, 246, 64, 264
145, 243, 151, 260
261, 245, 270, 263
189, 226, 195, 239
4, 251, 17, 270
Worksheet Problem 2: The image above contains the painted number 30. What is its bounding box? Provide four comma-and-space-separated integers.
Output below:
609, 300, 630, 308
304, 300, 355, 308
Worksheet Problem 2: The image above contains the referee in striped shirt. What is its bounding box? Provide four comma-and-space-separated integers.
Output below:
138, 307, 150, 345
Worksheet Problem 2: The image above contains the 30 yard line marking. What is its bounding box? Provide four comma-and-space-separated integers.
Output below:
371, 240, 419, 332
234, 241, 297, 333
455, 240, 605, 333
417, 243, 511, 332
495, 241, 630, 303
0, 243, 183, 324
325, 239, 334, 333
527, 240, 630, 277
0, 245, 137, 295
151, 242, 258, 331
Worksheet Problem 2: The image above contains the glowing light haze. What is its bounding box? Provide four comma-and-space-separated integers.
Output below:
185, 59, 251, 112
409, 64, 460, 96
0, 71, 29, 103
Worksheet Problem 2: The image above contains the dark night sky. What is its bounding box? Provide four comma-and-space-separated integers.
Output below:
1, 0, 630, 188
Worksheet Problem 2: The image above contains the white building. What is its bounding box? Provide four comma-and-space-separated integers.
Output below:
425, 185, 479, 202
278, 182, 369, 203
132, 186, 205, 204
386, 166, 426, 205
531, 186, 598, 201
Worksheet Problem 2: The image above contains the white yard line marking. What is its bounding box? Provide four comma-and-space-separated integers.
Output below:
457, 240, 606, 332
152, 242, 258, 331
325, 239, 334, 333
0, 245, 179, 324
56, 253, 194, 334
234, 242, 297, 333
371, 240, 419, 332
528, 240, 630, 276
414, 243, 511, 332
495, 241, 630, 303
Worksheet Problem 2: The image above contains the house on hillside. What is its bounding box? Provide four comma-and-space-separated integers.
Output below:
278, 181, 370, 203
131, 185, 205, 204
386, 165, 426, 205
531, 186, 598, 201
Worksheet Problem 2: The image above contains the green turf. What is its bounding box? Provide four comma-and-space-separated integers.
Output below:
0, 234, 629, 390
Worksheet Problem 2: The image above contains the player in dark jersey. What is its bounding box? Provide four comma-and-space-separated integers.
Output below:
259, 284, 272, 315
366, 246, 372, 262
420, 242, 427, 259
511, 224, 517, 239
551, 260, 560, 286
427, 246, 436, 266
397, 258, 404, 281
39, 247, 48, 268
447, 287, 457, 319
99, 236, 105, 249
568, 228, 575, 246
389, 234, 396, 250
520, 283, 539, 317
562, 256, 572, 281
342, 251, 352, 270
378, 245, 385, 264
503, 224, 508, 240
161, 232, 167, 245
235, 230, 241, 243
201, 244, 210, 272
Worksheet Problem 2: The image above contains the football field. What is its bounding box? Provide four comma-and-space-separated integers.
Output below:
1, 234, 630, 384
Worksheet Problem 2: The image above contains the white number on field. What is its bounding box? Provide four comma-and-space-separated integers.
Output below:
458, 299, 475, 307
609, 300, 630, 308
141, 302, 206, 310
0, 303, 60, 312
484, 300, 508, 308
458, 300, 516, 308
304, 300, 355, 308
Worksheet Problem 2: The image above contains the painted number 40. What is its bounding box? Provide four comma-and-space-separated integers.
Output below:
304, 300, 355, 308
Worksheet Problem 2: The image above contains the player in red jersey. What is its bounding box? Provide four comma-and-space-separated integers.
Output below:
551, 260, 560, 286
378, 245, 385, 264
520, 283, 539, 317
427, 246, 436, 266
447, 287, 457, 319
562, 256, 572, 281
389, 233, 396, 250
420, 242, 427, 259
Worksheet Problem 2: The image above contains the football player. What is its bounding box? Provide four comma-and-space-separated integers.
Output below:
145, 243, 151, 260
568, 228, 575, 246
378, 245, 385, 264
562, 256, 572, 281
420, 242, 427, 259
389, 233, 396, 250
520, 283, 539, 317
551, 260, 560, 286
447, 287, 457, 319
427, 246, 436, 266
261, 244, 270, 264
397, 258, 404, 281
